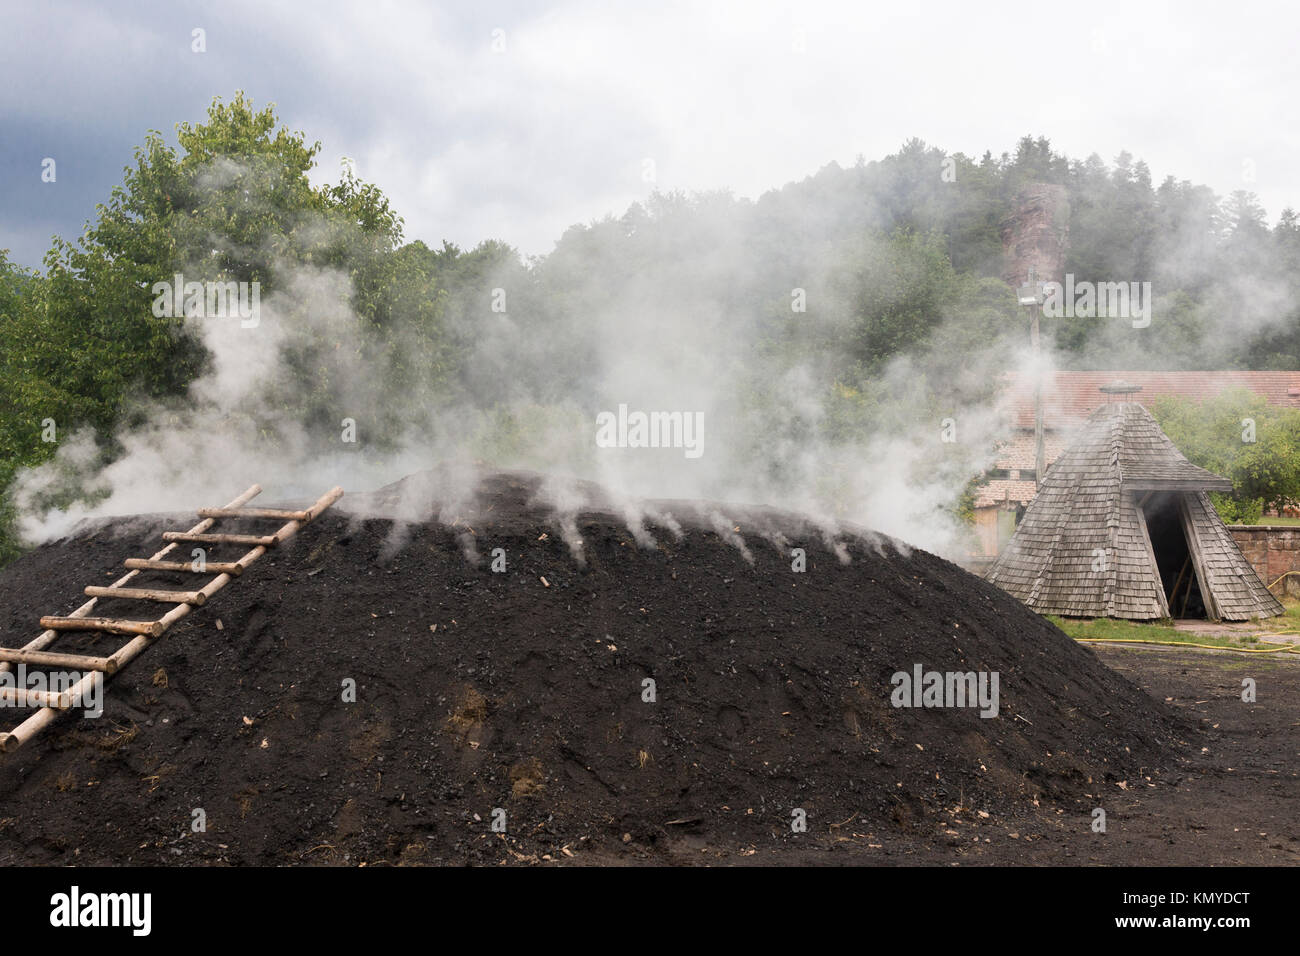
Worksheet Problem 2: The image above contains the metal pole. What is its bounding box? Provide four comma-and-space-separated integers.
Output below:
1032, 307, 1044, 490
1017, 268, 1047, 491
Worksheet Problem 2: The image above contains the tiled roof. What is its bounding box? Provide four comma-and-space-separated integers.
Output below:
994, 433, 1067, 471
1001, 370, 1300, 430
975, 478, 1038, 509
973, 434, 1068, 508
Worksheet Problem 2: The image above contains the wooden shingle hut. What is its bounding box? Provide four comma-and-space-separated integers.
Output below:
985, 385, 1283, 621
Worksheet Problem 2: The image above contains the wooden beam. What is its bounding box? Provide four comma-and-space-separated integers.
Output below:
234, 546, 268, 573
0, 647, 117, 673
1167, 555, 1191, 615
83, 585, 206, 606
0, 687, 72, 709
0, 668, 100, 751
197, 506, 311, 521
162, 532, 277, 547
304, 486, 345, 520
124, 558, 243, 576
38, 616, 163, 638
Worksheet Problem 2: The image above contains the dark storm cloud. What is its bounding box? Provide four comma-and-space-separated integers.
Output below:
2, 0, 1299, 270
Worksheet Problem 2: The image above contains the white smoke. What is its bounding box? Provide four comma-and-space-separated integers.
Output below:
12, 167, 1035, 563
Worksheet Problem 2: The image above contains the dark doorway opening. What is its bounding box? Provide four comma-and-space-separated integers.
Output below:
1141, 493, 1205, 618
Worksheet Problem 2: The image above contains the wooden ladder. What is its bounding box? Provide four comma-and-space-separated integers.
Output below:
0, 484, 343, 753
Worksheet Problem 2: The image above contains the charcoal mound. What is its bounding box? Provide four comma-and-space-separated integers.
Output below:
0, 469, 1187, 864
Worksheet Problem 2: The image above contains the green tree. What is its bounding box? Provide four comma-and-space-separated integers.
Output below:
0, 94, 418, 559
1152, 390, 1300, 521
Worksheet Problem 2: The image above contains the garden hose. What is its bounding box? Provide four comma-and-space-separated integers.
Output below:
1074, 636, 1300, 654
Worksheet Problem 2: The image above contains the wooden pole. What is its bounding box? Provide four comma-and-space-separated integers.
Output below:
123, 558, 244, 576
305, 487, 345, 520
38, 616, 163, 637
0, 647, 117, 673
162, 532, 277, 547
197, 506, 310, 521
0, 670, 99, 750
83, 585, 206, 606
0, 687, 72, 709
1167, 555, 1190, 617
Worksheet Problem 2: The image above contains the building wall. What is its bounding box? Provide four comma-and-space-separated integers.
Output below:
973, 507, 998, 556
973, 431, 1067, 509
1228, 526, 1300, 598
973, 505, 1019, 557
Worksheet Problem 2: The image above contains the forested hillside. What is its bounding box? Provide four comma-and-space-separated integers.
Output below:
2, 95, 1297, 560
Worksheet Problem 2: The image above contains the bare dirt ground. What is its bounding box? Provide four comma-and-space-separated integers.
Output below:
0, 470, 1292, 866
662, 644, 1299, 866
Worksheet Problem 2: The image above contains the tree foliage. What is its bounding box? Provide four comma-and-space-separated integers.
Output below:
4, 109, 1300, 560
1151, 390, 1300, 520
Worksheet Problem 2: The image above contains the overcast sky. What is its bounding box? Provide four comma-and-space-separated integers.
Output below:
3, 0, 1298, 270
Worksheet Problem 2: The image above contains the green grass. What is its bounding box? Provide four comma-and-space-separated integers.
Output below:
1046, 614, 1295, 651
1275, 598, 1300, 631
1048, 616, 1201, 644
1248, 515, 1300, 526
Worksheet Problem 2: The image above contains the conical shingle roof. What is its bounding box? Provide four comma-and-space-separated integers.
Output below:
985, 401, 1283, 621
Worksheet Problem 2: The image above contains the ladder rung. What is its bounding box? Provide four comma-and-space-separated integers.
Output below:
0, 687, 72, 709
84, 585, 206, 606
196, 506, 310, 521
124, 558, 244, 576
38, 616, 163, 638
0, 647, 119, 673
162, 531, 277, 547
